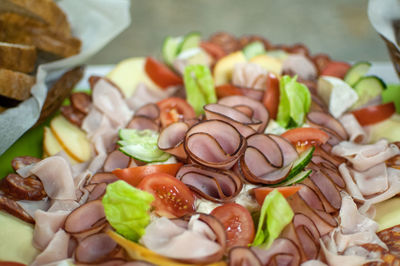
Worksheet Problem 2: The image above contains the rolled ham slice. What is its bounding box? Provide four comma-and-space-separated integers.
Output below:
126, 116, 160, 132
75, 233, 120, 264
251, 238, 301, 266
232, 62, 267, 90
134, 103, 160, 121
185, 120, 246, 170
218, 95, 269, 133
307, 111, 348, 140
103, 150, 131, 173
282, 54, 318, 81
90, 172, 118, 184
229, 247, 262, 266
176, 164, 242, 203
339, 113, 367, 144
158, 121, 189, 160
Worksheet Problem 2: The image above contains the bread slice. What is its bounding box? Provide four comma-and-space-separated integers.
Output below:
0, 42, 37, 73
0, 68, 35, 101
0, 13, 81, 58
2, 0, 72, 36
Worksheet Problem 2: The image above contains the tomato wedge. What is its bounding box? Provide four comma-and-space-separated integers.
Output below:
262, 73, 280, 120
253, 186, 301, 206
137, 173, 195, 218
320, 61, 351, 79
210, 203, 255, 250
144, 57, 183, 89
200, 41, 226, 60
281, 127, 330, 147
215, 84, 244, 98
352, 102, 395, 126
112, 163, 183, 187
157, 97, 196, 127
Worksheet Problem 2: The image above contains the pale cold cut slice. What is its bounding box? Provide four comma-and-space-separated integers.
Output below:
75, 233, 120, 264
251, 238, 301, 266
158, 121, 189, 160
204, 103, 259, 137
232, 62, 268, 90
64, 200, 107, 239
228, 246, 262, 266
176, 164, 242, 203
103, 150, 130, 172
307, 111, 348, 140
282, 54, 318, 80
218, 95, 269, 133
185, 120, 246, 170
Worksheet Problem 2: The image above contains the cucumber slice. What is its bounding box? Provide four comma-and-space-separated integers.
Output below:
274, 169, 312, 187
243, 41, 265, 60
162, 36, 183, 66
178, 32, 201, 53
344, 61, 372, 87
287, 146, 314, 179
352, 75, 386, 110
118, 129, 170, 163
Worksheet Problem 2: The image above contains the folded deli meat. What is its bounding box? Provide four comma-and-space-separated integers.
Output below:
1, 32, 400, 266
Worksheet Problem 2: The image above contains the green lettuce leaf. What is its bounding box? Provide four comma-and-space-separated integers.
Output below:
184, 64, 217, 115
251, 189, 294, 248
382, 84, 400, 113
102, 180, 154, 241
277, 75, 311, 128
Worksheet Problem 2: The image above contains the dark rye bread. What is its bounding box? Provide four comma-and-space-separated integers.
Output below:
0, 68, 35, 101
0, 42, 37, 73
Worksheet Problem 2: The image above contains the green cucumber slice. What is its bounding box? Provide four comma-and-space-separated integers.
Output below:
118, 129, 170, 163
344, 61, 372, 87
162, 36, 183, 66
243, 41, 265, 59
287, 146, 314, 179
352, 75, 386, 110
274, 169, 312, 187
178, 32, 201, 53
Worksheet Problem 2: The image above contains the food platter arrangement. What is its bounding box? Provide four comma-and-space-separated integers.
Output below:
2, 1, 400, 266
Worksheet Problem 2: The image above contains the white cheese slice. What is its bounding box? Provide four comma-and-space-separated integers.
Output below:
317, 76, 358, 118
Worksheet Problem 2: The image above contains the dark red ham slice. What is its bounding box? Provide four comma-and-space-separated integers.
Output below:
103, 150, 130, 173
204, 103, 258, 137
87, 183, 107, 202
268, 135, 298, 166
251, 238, 301, 266
309, 170, 342, 211
218, 95, 269, 133
229, 247, 262, 266
185, 120, 246, 170
134, 103, 160, 121
126, 116, 160, 132
158, 121, 189, 160
64, 200, 107, 239
176, 164, 242, 203
293, 213, 320, 260
247, 134, 283, 168
90, 172, 118, 184
307, 111, 348, 140
75, 233, 119, 264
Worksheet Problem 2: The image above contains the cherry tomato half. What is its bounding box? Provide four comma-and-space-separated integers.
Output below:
144, 57, 183, 89
320, 61, 351, 79
157, 97, 196, 127
210, 203, 255, 250
262, 73, 280, 120
112, 163, 183, 187
253, 186, 301, 206
137, 173, 195, 218
352, 102, 395, 126
281, 127, 330, 148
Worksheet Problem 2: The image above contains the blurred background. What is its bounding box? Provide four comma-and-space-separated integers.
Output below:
87, 0, 390, 64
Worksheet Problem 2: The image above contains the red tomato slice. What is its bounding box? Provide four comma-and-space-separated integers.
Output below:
210, 203, 255, 250
144, 57, 183, 89
253, 186, 301, 206
320, 61, 351, 79
157, 97, 196, 127
352, 102, 395, 126
200, 41, 226, 60
215, 84, 244, 99
262, 73, 280, 120
281, 128, 330, 148
112, 163, 183, 187
137, 173, 195, 218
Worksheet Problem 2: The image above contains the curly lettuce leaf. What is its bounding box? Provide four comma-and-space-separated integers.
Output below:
184, 64, 217, 115
252, 189, 294, 248
102, 180, 154, 242
277, 75, 311, 128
